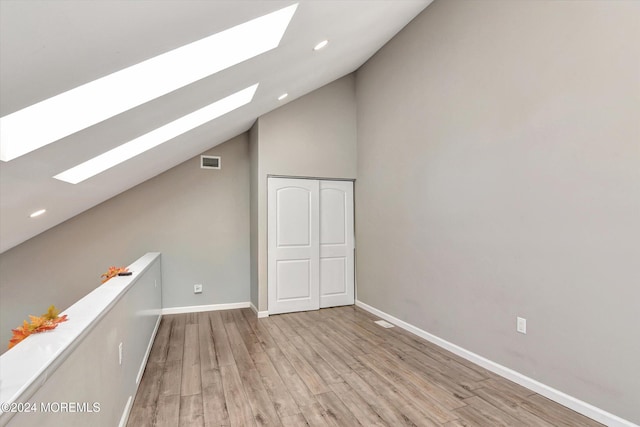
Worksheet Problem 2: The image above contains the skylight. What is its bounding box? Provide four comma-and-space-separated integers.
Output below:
0, 3, 298, 162
53, 84, 258, 184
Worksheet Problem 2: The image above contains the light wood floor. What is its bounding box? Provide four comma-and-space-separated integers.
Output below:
127, 306, 602, 427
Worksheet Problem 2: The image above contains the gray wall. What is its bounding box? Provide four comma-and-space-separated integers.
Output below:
355, 0, 639, 423
253, 75, 358, 311
249, 121, 260, 309
0, 135, 250, 350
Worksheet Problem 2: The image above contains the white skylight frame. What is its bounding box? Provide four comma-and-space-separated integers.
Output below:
0, 3, 298, 162
54, 84, 258, 184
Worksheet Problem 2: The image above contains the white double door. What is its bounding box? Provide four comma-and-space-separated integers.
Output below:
268, 177, 354, 315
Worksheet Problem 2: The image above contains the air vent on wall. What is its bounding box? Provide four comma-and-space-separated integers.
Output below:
201, 155, 221, 169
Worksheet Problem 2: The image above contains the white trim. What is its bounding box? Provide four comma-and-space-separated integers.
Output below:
122, 314, 161, 427
136, 314, 162, 385
161, 302, 250, 315
355, 300, 638, 427
118, 395, 133, 427
250, 302, 269, 318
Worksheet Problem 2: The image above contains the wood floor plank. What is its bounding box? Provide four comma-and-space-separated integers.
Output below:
197, 312, 218, 371
455, 396, 524, 427
375, 339, 476, 399
477, 377, 536, 400
208, 311, 235, 367
270, 313, 302, 338
225, 322, 257, 372
264, 318, 331, 395
126, 405, 155, 427
366, 350, 467, 410
442, 419, 474, 427
315, 321, 366, 359
220, 363, 257, 427
181, 324, 201, 396
251, 350, 301, 418
198, 312, 229, 426
308, 324, 365, 370
232, 309, 263, 355
178, 394, 204, 427
342, 309, 489, 390
134, 361, 163, 408
264, 346, 318, 408
155, 394, 180, 427
290, 335, 344, 385
131, 307, 605, 427
148, 317, 172, 364
358, 353, 459, 424
160, 359, 183, 397
279, 413, 308, 427
340, 371, 418, 427
350, 308, 492, 381
520, 394, 604, 427
315, 391, 362, 427
328, 381, 386, 426
353, 365, 441, 426
300, 402, 331, 427
225, 322, 281, 426
242, 308, 279, 350
472, 386, 556, 427
302, 328, 354, 375
220, 309, 236, 325
202, 382, 228, 427
166, 315, 186, 362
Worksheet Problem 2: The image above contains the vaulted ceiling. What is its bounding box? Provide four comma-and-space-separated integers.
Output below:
0, 0, 431, 253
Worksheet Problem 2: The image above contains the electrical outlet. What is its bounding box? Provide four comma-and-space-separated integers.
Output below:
194, 284, 203, 294
118, 342, 123, 365
517, 317, 527, 334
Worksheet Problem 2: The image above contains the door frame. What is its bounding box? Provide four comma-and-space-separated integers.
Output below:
266, 175, 356, 314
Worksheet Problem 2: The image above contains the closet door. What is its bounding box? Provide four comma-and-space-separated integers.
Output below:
268, 178, 320, 314
319, 180, 355, 308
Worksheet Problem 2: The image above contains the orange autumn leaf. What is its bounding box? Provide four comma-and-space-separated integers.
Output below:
42, 304, 59, 320
27, 315, 46, 331
8, 305, 69, 349
8, 323, 31, 349
100, 266, 129, 283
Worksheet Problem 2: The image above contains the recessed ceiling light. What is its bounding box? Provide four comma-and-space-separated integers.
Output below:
29, 209, 46, 218
278, 93, 288, 101
54, 84, 258, 184
0, 4, 298, 162
313, 40, 329, 51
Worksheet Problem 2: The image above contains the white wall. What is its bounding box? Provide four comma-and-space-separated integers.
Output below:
0, 135, 250, 350
252, 75, 358, 312
355, 0, 640, 423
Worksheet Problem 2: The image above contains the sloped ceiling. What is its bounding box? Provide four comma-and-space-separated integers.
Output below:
0, 0, 431, 253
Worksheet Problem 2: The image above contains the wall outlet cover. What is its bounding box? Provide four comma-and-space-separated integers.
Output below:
517, 317, 527, 334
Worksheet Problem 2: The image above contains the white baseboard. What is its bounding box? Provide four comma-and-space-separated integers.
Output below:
161, 302, 250, 315
118, 395, 133, 427
355, 300, 637, 427
250, 302, 269, 318
136, 314, 162, 385
120, 312, 162, 427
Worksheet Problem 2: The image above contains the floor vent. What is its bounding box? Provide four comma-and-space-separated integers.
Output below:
201, 155, 221, 169
374, 320, 395, 328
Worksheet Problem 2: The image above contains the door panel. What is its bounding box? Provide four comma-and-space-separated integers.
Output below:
276, 260, 311, 300
268, 178, 319, 314
320, 189, 346, 245
320, 257, 346, 295
319, 180, 354, 308
276, 188, 311, 247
